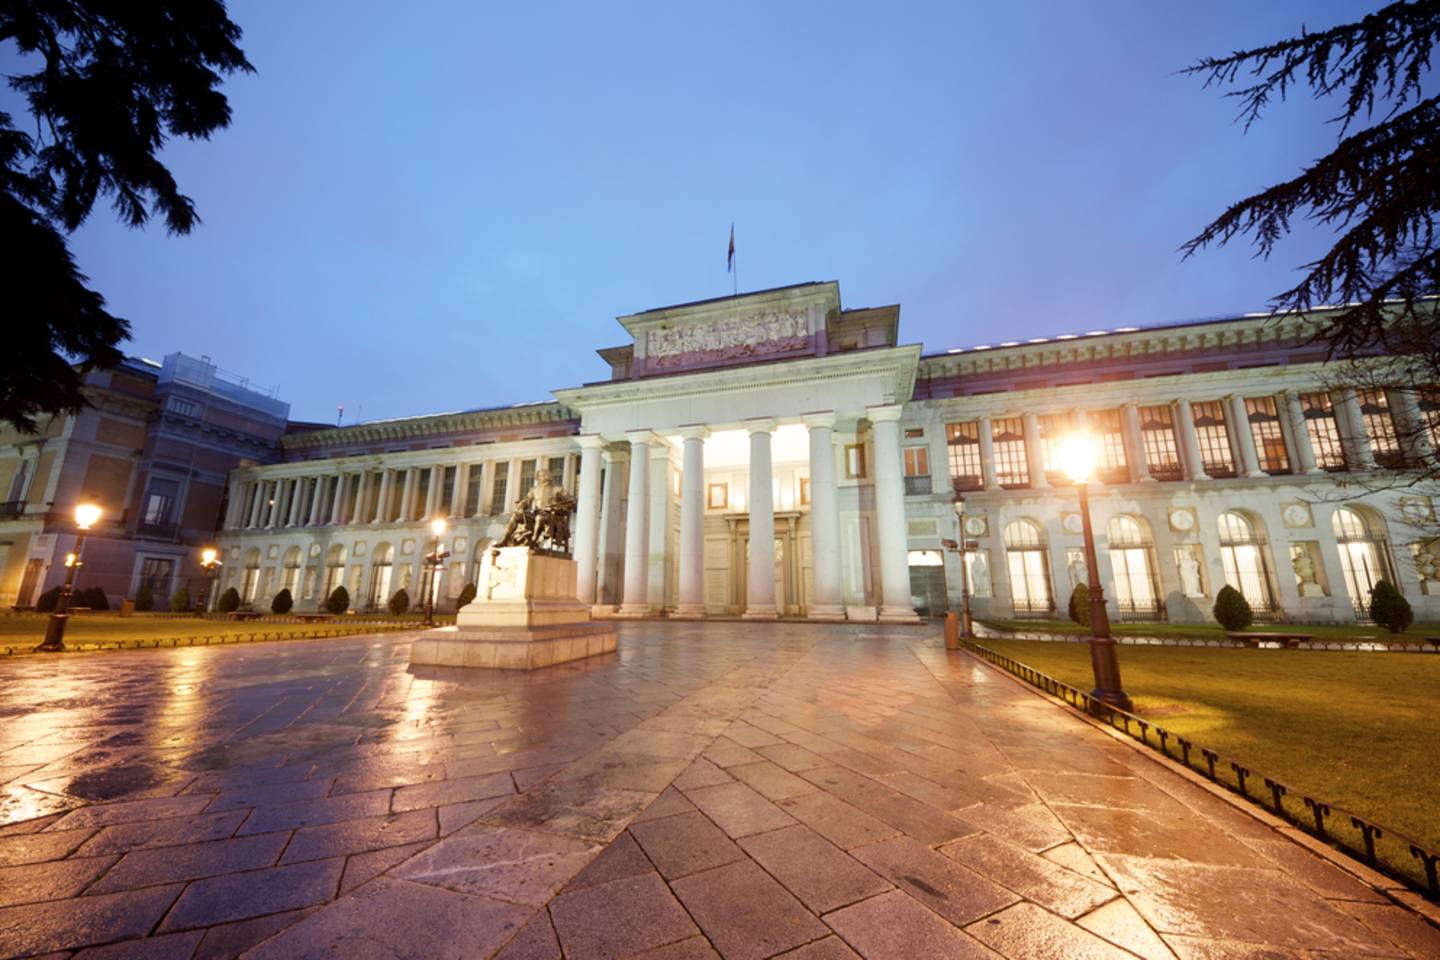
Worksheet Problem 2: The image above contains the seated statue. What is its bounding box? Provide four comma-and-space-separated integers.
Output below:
498, 471, 577, 556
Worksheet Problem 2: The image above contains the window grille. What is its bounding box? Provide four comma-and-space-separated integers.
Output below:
490, 462, 510, 515
1039, 413, 1075, 484
1192, 401, 1235, 478
464, 466, 485, 516
945, 422, 983, 490
1358, 389, 1403, 467
1091, 409, 1128, 483
992, 417, 1030, 488
1420, 386, 1440, 450
1301, 393, 1347, 471
1244, 397, 1291, 474
1139, 405, 1182, 480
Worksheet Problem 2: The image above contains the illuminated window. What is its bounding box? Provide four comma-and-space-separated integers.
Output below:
1039, 413, 1075, 484
464, 466, 485, 516
1358, 389, 1403, 468
1217, 511, 1275, 614
844, 444, 867, 479
1333, 507, 1395, 616
1192, 402, 1235, 478
1091, 409, 1128, 483
1421, 386, 1440, 451
1107, 515, 1160, 618
489, 461, 510, 514
992, 417, 1030, 488
1003, 520, 1052, 615
902, 446, 929, 477
1301, 393, 1347, 471
1244, 397, 1290, 474
1139, 405, 1182, 481
946, 422, 982, 491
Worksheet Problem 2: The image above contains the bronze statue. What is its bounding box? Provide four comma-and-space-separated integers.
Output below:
497, 471, 576, 556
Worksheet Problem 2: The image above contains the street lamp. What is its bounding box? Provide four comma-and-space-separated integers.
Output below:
1058, 433, 1134, 713
946, 481, 975, 645
38, 502, 103, 652
198, 547, 222, 616
422, 518, 451, 627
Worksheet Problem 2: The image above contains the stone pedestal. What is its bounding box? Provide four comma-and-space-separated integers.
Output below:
410, 547, 616, 670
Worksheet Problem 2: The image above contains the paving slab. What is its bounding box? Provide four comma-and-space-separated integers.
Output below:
670, 860, 830, 960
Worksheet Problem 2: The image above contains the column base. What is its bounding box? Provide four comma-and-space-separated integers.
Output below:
615, 603, 651, 618
743, 605, 779, 620
1138, 475, 1158, 483
672, 603, 707, 619
807, 604, 846, 621
1243, 470, 1267, 479
590, 603, 618, 618
878, 605, 921, 623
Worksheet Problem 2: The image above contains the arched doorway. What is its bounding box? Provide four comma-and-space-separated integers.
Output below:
1004, 519, 1053, 616
367, 543, 394, 611
1107, 515, 1161, 620
1217, 511, 1276, 618
322, 544, 347, 603
241, 548, 261, 604
1333, 506, 1395, 616
281, 546, 302, 597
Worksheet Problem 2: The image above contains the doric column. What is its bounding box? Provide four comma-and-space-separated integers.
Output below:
423, 465, 441, 519
618, 431, 653, 616
869, 404, 917, 621
505, 460, 522, 513
573, 436, 606, 605
1022, 412, 1050, 489
223, 477, 243, 529
264, 481, 281, 528
1174, 399, 1209, 480
244, 481, 261, 528
595, 449, 622, 607
1230, 394, 1266, 478
675, 426, 708, 617
399, 468, 416, 522
977, 415, 998, 489
1123, 403, 1152, 482
1338, 389, 1377, 469
286, 478, 305, 526
647, 444, 672, 611
803, 412, 845, 620
306, 477, 324, 525
450, 464, 467, 516
373, 470, 392, 523
744, 418, 779, 619
330, 474, 348, 524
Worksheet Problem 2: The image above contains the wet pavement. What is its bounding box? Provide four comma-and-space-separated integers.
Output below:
0, 622, 1435, 959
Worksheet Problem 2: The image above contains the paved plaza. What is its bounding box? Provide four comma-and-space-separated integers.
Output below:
0, 624, 1436, 959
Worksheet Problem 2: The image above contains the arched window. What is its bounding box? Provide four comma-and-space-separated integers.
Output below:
1217, 512, 1275, 615
281, 546, 302, 596
1004, 520, 1053, 615
241, 548, 262, 603
1106, 515, 1160, 619
368, 542, 394, 611
1332, 507, 1395, 616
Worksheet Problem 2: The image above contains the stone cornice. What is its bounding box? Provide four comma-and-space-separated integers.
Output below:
554, 345, 923, 412
616, 282, 840, 338
234, 434, 581, 481
280, 402, 576, 452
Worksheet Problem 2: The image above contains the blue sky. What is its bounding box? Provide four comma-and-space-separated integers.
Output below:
32, 1, 1368, 422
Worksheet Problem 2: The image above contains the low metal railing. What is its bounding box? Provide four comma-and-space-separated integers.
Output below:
960, 638, 1440, 900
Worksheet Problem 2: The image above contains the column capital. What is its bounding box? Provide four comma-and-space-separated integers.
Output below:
866, 404, 904, 424
744, 417, 778, 436
576, 434, 608, 451
676, 424, 710, 441
624, 429, 661, 446
801, 411, 837, 430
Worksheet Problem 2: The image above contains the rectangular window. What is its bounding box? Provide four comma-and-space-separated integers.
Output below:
138, 557, 174, 595
547, 456, 567, 489
414, 469, 430, 518
167, 397, 199, 417
518, 460, 537, 499
1091, 409, 1128, 483
1191, 401, 1235, 478
1301, 393, 1347, 471
799, 477, 811, 506
945, 422, 982, 491
1244, 397, 1291, 474
1139, 405, 1182, 481
6, 458, 30, 503
438, 466, 456, 516
902, 446, 929, 477
489, 461, 510, 514
707, 482, 728, 510
464, 465, 485, 516
1039, 413, 1075, 485
1358, 389, 1403, 467
992, 417, 1030, 488
844, 444, 867, 479
142, 478, 180, 527
1420, 386, 1440, 451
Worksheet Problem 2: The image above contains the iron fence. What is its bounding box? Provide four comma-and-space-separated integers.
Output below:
960, 638, 1440, 901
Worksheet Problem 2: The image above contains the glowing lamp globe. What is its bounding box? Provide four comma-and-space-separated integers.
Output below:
74, 502, 102, 530
430, 518, 447, 537
1058, 433, 1098, 485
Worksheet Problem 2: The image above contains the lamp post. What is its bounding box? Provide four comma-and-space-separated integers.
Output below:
198, 547, 222, 617
38, 502, 103, 652
949, 482, 974, 641
1058, 433, 1133, 713
422, 518, 450, 627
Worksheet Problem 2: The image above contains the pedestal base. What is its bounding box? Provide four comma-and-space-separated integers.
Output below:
411, 623, 616, 670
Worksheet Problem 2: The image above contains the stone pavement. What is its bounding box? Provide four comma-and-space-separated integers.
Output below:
0, 623, 1435, 959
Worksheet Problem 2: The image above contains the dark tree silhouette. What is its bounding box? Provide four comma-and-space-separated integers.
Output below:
1182, 1, 1439, 361
0, 1, 251, 431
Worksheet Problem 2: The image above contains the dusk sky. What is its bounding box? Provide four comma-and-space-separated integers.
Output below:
23, 1, 1364, 423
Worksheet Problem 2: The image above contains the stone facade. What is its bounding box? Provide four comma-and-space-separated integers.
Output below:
206, 281, 1439, 625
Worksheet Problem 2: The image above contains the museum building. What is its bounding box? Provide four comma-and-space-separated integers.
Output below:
199, 281, 1439, 624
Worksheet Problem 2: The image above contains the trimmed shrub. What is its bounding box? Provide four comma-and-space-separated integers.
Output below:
218, 587, 241, 613
1067, 583, 1090, 626
134, 584, 155, 612
36, 586, 62, 612
271, 588, 294, 614
170, 586, 191, 613
456, 581, 477, 608
1213, 584, 1253, 631
1369, 580, 1414, 634
84, 586, 109, 610
388, 588, 411, 616
325, 585, 350, 615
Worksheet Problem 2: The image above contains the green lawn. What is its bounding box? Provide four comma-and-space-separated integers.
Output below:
974, 637, 1440, 868
980, 618, 1440, 645
0, 612, 445, 653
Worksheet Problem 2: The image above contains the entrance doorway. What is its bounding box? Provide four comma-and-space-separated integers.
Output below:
907, 550, 946, 618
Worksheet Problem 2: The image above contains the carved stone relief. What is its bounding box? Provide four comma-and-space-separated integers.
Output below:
647, 309, 809, 367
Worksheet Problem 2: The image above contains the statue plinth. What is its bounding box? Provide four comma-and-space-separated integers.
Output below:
410, 547, 616, 670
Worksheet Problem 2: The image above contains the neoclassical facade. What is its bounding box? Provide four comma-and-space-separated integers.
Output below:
215, 281, 1440, 624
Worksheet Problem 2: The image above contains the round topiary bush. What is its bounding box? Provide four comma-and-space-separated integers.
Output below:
1213, 584, 1253, 631
1067, 583, 1090, 626
1369, 579, 1413, 634
84, 586, 109, 610
325, 585, 350, 615
218, 587, 241, 613
456, 581, 477, 608
170, 586, 191, 613
388, 588, 410, 616
36, 586, 62, 612
271, 588, 294, 615
134, 584, 155, 612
